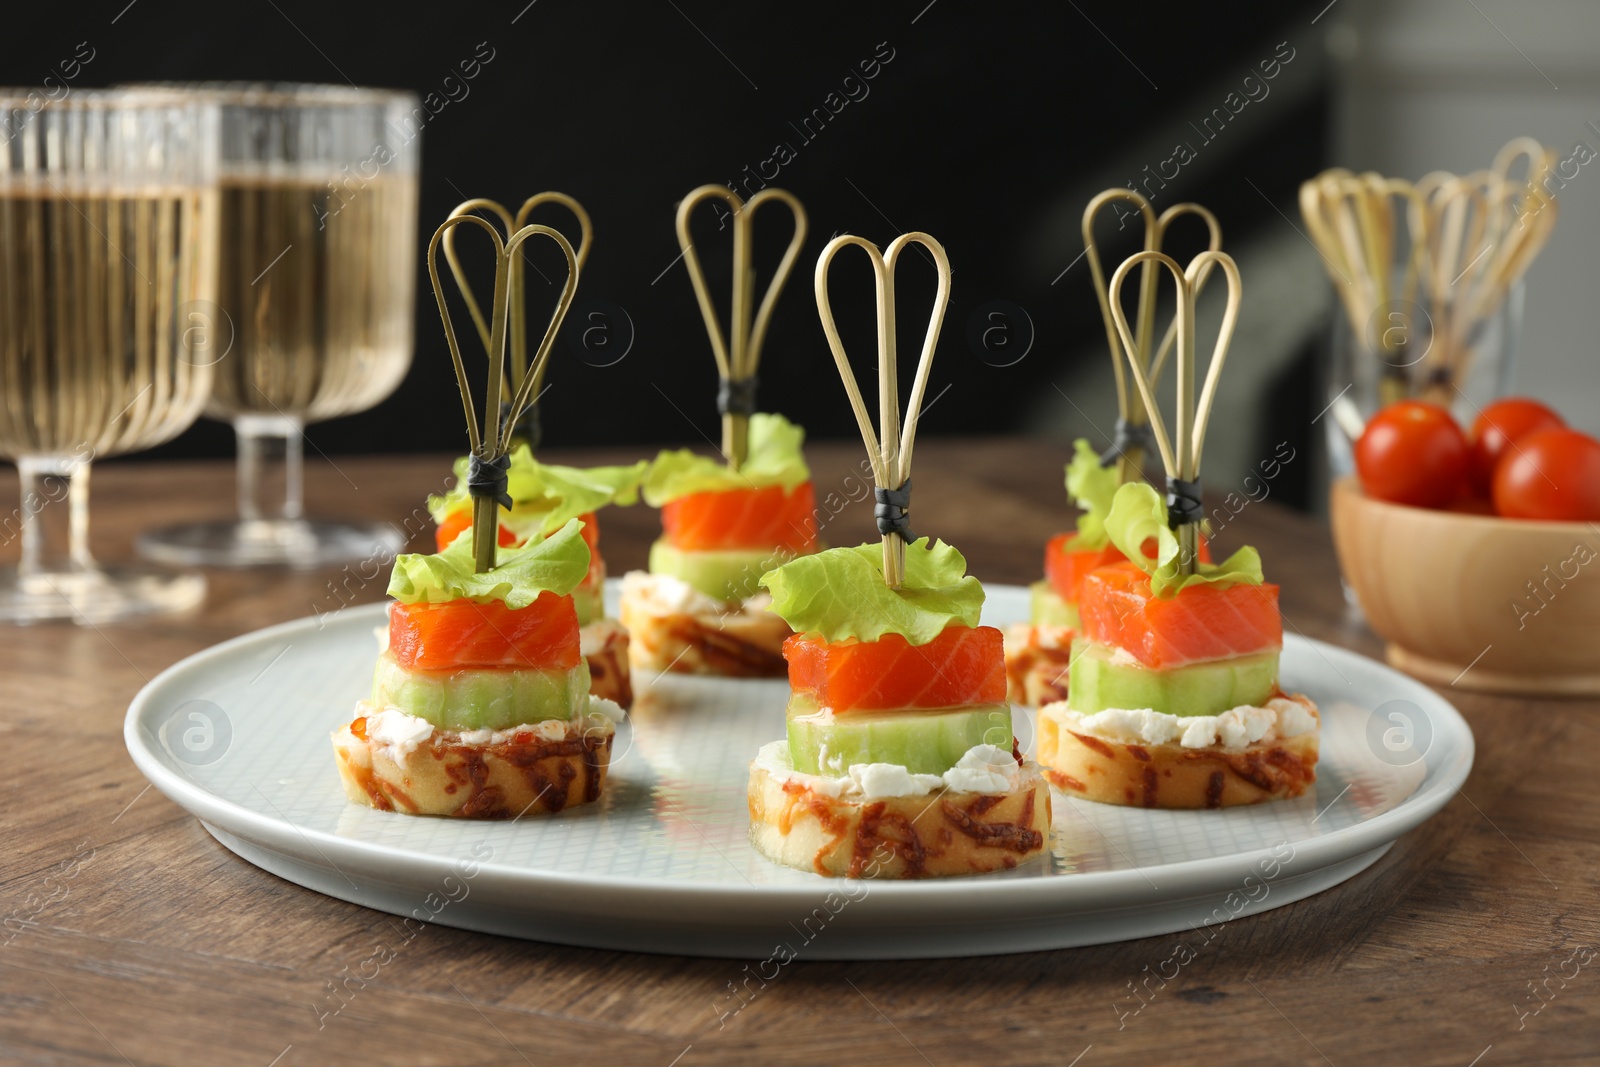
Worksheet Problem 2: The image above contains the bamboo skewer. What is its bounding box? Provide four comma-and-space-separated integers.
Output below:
674, 185, 807, 470
440, 199, 515, 357
427, 213, 580, 573
1301, 171, 1435, 404
1082, 190, 1223, 484
440, 192, 592, 449
814, 232, 951, 590
1429, 146, 1559, 379
1106, 249, 1242, 577
1147, 203, 1224, 389
1083, 191, 1156, 484
1300, 139, 1558, 413
508, 193, 592, 407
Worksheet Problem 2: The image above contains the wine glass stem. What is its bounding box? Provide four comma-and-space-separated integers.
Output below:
235, 414, 304, 524
17, 455, 93, 583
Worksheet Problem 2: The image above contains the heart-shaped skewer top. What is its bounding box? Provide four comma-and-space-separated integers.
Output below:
1106, 249, 1241, 577
675, 184, 808, 470
440, 192, 593, 451
1301, 170, 1446, 416
1417, 140, 1557, 355
427, 213, 580, 573
1299, 171, 1429, 359
1082, 190, 1223, 481
1298, 139, 1557, 407
814, 232, 952, 589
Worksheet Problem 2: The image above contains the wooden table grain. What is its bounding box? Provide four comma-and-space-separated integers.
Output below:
1, 438, 1593, 1067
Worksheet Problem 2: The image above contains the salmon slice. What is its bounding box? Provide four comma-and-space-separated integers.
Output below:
1077, 561, 1280, 669
571, 513, 602, 586
1045, 533, 1127, 605
389, 591, 582, 671
435, 510, 604, 586
1045, 532, 1213, 605
661, 483, 817, 551
784, 624, 1006, 713
577, 512, 601, 555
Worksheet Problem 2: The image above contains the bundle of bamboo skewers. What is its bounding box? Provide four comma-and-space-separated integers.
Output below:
1300, 137, 1559, 412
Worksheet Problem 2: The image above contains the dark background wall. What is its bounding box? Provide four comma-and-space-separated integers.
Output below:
5, 0, 1328, 470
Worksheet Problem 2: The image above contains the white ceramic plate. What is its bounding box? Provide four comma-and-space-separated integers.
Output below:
125, 583, 1473, 959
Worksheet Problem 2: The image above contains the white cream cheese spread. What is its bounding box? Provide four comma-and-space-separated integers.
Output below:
753, 740, 1024, 800
1041, 694, 1319, 751
355, 697, 623, 762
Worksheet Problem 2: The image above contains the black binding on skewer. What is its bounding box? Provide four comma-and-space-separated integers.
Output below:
716, 374, 760, 418
1098, 417, 1157, 469
873, 479, 914, 542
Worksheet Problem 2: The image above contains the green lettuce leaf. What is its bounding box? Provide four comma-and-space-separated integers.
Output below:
1066, 437, 1119, 548
427, 445, 647, 537
641, 412, 810, 507
1102, 481, 1263, 598
759, 537, 984, 646
388, 518, 591, 608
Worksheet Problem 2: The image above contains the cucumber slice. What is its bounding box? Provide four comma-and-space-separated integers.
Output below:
371, 655, 590, 730
1067, 639, 1279, 718
648, 539, 795, 602
785, 693, 1014, 776
1030, 580, 1080, 629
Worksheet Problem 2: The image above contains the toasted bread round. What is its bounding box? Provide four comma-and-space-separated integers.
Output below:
1003, 623, 1073, 706
620, 586, 790, 678
748, 760, 1051, 878
332, 713, 614, 818
581, 619, 633, 708
1036, 699, 1319, 809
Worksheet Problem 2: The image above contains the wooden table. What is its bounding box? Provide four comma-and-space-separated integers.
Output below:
1, 438, 1592, 1067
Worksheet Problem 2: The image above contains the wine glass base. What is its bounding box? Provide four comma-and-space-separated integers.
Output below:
0, 564, 205, 625
137, 519, 406, 569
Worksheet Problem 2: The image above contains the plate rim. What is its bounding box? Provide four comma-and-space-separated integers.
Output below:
123, 585, 1476, 911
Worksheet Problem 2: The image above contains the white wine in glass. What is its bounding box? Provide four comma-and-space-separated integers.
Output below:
137, 84, 420, 568
0, 88, 220, 623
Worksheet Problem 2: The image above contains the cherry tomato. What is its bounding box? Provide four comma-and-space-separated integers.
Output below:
1492, 428, 1600, 521
1354, 401, 1470, 508
1469, 397, 1564, 495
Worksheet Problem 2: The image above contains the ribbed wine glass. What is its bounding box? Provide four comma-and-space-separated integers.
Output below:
135, 83, 420, 568
0, 88, 220, 622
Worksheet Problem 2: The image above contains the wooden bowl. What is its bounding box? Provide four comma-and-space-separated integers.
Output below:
1330, 476, 1600, 695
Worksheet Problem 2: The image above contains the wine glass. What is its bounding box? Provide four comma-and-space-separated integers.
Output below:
0, 88, 220, 623
135, 84, 420, 568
